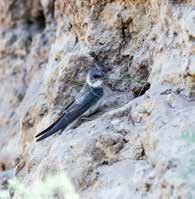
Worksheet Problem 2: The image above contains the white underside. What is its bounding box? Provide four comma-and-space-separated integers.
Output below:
82, 97, 103, 117
66, 97, 103, 130
86, 74, 103, 88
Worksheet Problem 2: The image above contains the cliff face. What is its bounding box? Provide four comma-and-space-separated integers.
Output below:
0, 0, 195, 198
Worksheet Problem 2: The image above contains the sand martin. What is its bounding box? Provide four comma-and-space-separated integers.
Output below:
35, 66, 105, 142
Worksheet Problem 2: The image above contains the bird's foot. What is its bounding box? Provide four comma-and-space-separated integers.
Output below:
80, 116, 92, 122
69, 116, 92, 130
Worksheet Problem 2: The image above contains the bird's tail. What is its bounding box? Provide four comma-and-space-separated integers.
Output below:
35, 114, 68, 142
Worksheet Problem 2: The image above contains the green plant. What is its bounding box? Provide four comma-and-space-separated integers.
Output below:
178, 130, 195, 199
0, 172, 79, 199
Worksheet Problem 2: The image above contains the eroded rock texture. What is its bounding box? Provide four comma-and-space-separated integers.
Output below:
0, 0, 195, 198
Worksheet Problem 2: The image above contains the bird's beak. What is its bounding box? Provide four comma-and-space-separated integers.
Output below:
99, 68, 106, 79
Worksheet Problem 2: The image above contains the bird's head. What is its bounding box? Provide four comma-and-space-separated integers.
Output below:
86, 66, 105, 88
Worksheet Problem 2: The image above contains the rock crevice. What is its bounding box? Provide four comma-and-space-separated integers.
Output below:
0, 0, 195, 198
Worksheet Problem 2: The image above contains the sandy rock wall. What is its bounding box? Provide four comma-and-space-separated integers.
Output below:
0, 0, 195, 198
0, 0, 55, 179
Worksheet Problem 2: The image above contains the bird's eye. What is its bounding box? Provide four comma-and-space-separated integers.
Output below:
93, 74, 100, 79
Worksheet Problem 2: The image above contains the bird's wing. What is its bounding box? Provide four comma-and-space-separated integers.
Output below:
35, 99, 75, 138
35, 84, 88, 139
35, 85, 103, 142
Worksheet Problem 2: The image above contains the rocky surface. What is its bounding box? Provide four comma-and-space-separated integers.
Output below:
0, 0, 195, 198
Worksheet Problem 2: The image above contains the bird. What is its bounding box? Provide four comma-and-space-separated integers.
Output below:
35, 66, 105, 142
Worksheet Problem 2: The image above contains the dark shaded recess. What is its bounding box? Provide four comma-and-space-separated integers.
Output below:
189, 35, 195, 41
132, 82, 151, 97
0, 163, 6, 171
26, 11, 46, 33
121, 25, 132, 43
173, 32, 178, 37
101, 160, 109, 165
131, 61, 151, 97
145, 183, 152, 192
